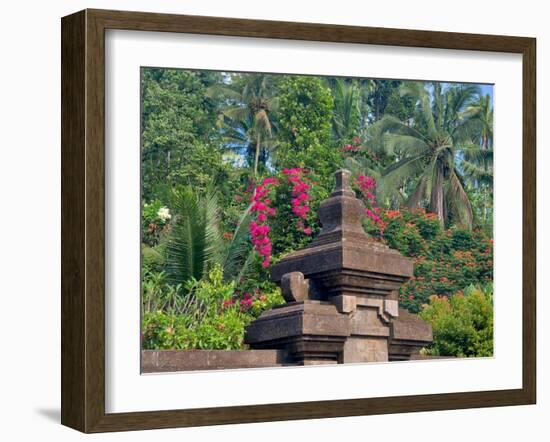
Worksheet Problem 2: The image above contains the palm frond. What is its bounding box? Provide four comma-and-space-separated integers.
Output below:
221, 106, 249, 123
381, 133, 428, 156
401, 82, 437, 139
343, 157, 382, 181
378, 154, 425, 201
205, 83, 241, 101
460, 144, 493, 162
165, 187, 222, 286
332, 78, 361, 141
406, 171, 430, 208
446, 85, 480, 124
368, 115, 428, 153
221, 204, 254, 282
461, 160, 493, 183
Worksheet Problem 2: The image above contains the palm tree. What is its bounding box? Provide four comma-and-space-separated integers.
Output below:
461, 93, 494, 186
368, 82, 482, 228
164, 186, 253, 287
461, 93, 494, 226
218, 112, 277, 172
331, 78, 361, 142
208, 74, 278, 177
465, 93, 493, 149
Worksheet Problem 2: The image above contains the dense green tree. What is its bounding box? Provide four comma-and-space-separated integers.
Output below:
384, 87, 416, 123
276, 76, 339, 192
368, 80, 402, 122
141, 68, 225, 201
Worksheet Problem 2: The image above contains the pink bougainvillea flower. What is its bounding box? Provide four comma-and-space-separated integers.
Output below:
355, 174, 384, 236
245, 168, 315, 268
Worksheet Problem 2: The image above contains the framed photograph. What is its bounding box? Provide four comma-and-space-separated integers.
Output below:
61, 9, 536, 433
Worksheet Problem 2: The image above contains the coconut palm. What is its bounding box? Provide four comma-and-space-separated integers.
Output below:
218, 112, 277, 173
460, 93, 494, 187
460, 93, 494, 226
465, 93, 493, 149
165, 186, 253, 287
208, 74, 278, 177
368, 82, 482, 228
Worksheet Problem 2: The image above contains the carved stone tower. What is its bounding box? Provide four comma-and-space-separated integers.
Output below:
244, 169, 431, 364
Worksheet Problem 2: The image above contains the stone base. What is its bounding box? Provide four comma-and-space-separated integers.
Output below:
342, 336, 388, 363
389, 309, 433, 361
244, 300, 350, 365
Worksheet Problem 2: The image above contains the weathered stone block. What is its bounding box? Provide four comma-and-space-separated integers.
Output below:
389, 309, 433, 361
343, 337, 388, 363
280, 271, 310, 302
332, 294, 357, 313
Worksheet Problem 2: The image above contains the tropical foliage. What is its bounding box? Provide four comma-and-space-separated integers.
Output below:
140, 68, 494, 355
368, 82, 488, 228
420, 284, 493, 357
142, 265, 284, 350
366, 208, 493, 313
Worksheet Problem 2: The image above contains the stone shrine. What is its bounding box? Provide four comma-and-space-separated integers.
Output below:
244, 169, 432, 365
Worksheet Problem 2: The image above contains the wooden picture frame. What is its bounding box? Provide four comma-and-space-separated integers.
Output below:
61, 8, 536, 433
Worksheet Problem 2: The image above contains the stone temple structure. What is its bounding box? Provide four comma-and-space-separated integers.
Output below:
244, 169, 432, 365
141, 169, 433, 373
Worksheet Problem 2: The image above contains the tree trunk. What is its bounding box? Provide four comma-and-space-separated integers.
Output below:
430, 166, 445, 227
253, 133, 261, 177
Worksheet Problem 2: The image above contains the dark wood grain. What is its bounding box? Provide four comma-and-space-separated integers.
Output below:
61, 8, 537, 433
61, 10, 86, 431
522, 38, 537, 403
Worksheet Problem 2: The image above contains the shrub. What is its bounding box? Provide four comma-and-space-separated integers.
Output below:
370, 208, 493, 313
141, 264, 284, 350
419, 285, 493, 357
141, 269, 183, 313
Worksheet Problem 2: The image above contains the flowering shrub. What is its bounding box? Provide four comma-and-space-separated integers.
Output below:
419, 284, 493, 357
367, 208, 493, 313
249, 168, 315, 265
222, 288, 284, 317
141, 265, 284, 350
341, 136, 363, 154
355, 175, 384, 234
142, 265, 245, 349
249, 177, 279, 268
